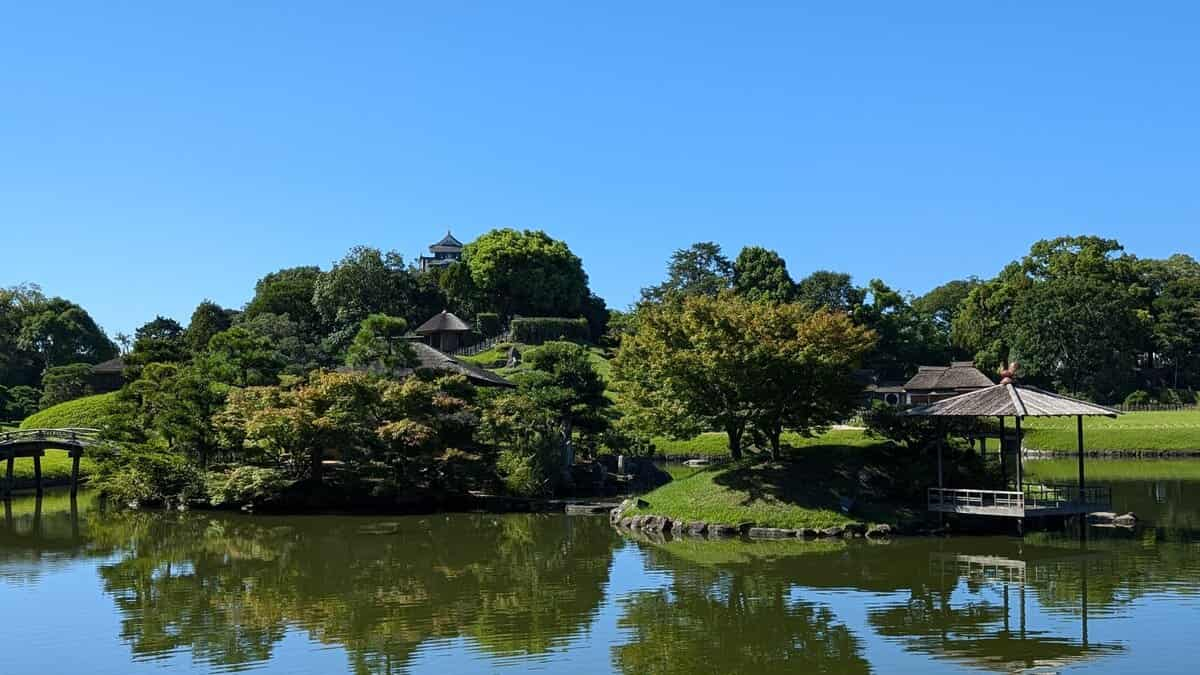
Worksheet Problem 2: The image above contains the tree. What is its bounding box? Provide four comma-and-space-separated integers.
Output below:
313, 247, 442, 351
514, 342, 612, 468
15, 297, 116, 375
345, 314, 415, 374
854, 280, 947, 379
795, 271, 863, 313
187, 299, 234, 354
462, 229, 590, 317
733, 246, 795, 303
1009, 275, 1143, 399
614, 294, 876, 460
39, 363, 95, 408
641, 242, 732, 303
0, 384, 40, 420
127, 316, 189, 371
203, 326, 284, 387
244, 266, 324, 331
912, 278, 980, 360
239, 312, 326, 374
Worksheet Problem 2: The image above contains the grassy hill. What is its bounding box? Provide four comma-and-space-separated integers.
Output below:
1023, 409, 1200, 453
19, 391, 122, 430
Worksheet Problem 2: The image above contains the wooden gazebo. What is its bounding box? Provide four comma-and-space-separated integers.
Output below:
907, 381, 1120, 519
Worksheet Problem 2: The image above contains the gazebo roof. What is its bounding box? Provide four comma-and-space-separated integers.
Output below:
431, 231, 463, 248
906, 383, 1120, 418
415, 310, 471, 334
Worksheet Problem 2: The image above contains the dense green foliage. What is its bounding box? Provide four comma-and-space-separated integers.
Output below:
38, 362, 96, 408
511, 317, 590, 345
463, 228, 590, 317
615, 294, 876, 459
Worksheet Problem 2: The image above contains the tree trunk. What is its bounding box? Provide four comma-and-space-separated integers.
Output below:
726, 423, 745, 461
769, 428, 782, 461
561, 420, 575, 469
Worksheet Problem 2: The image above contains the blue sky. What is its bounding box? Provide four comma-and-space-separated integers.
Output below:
2, 2, 1197, 337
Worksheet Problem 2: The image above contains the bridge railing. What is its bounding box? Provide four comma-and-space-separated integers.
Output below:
0, 428, 101, 445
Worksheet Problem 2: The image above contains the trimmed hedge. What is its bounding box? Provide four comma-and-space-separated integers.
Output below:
511, 317, 589, 345
476, 313, 502, 338
19, 391, 122, 430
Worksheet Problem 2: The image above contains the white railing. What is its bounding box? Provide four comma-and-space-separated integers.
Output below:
928, 487, 1024, 511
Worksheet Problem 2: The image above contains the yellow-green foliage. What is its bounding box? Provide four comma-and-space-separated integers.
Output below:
1023, 410, 1200, 452
19, 391, 121, 430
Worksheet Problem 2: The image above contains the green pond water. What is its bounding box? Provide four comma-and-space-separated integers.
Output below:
3, 460, 1200, 674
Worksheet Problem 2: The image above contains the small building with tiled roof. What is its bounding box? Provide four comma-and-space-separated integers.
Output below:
419, 230, 464, 272
88, 357, 128, 393
903, 361, 994, 405
415, 310, 471, 352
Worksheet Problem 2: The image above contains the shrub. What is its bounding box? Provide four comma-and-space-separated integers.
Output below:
39, 363, 95, 409
93, 447, 206, 508
496, 435, 562, 497
476, 312, 502, 338
1123, 390, 1152, 407
206, 466, 293, 509
1, 385, 40, 422
20, 391, 122, 430
511, 317, 589, 345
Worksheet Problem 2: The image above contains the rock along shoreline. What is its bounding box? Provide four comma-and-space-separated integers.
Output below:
607, 498, 895, 541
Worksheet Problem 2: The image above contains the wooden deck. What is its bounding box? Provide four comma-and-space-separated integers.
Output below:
928, 485, 1112, 518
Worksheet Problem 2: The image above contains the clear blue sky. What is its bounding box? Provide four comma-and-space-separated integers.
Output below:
2, 2, 1197, 337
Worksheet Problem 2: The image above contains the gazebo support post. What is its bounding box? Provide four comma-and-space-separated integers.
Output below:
1077, 415, 1086, 498
1014, 416, 1023, 492
998, 416, 1007, 487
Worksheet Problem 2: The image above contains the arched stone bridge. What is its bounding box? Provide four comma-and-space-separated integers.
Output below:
0, 428, 100, 498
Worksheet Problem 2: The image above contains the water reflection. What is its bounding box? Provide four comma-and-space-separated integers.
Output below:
2, 480, 1200, 674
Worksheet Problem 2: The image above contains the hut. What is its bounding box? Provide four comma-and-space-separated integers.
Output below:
88, 357, 127, 393
903, 361, 994, 405
907, 380, 1119, 520
415, 310, 471, 352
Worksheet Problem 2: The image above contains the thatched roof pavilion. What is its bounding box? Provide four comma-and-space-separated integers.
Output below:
415, 311, 471, 352
906, 381, 1120, 522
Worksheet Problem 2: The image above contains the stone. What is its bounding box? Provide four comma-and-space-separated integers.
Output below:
843, 522, 867, 536
672, 519, 686, 533
685, 521, 709, 536
820, 526, 844, 538
683, 458, 711, 467
865, 524, 892, 539
797, 528, 820, 539
709, 524, 738, 537
635, 498, 650, 508
748, 527, 796, 539
566, 502, 614, 516
1113, 513, 1138, 527
1087, 511, 1118, 524
619, 517, 634, 528
735, 521, 756, 535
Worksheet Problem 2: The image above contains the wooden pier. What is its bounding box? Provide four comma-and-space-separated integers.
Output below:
928, 485, 1112, 519
0, 428, 100, 498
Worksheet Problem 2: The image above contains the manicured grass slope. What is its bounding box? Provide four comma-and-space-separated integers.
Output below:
1022, 410, 1200, 453
631, 436, 920, 530
652, 428, 877, 459
1027, 458, 1200, 481
19, 392, 121, 430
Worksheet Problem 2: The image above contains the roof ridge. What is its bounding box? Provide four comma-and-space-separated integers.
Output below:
1006, 383, 1028, 417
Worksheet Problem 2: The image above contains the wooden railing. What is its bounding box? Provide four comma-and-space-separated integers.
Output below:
0, 428, 101, 446
928, 487, 1024, 511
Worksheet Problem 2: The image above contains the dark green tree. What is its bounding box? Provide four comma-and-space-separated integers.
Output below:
16, 297, 116, 374
462, 229, 589, 317
345, 314, 415, 374
795, 270, 864, 312
187, 299, 234, 354
38, 362, 95, 408
733, 245, 795, 303
641, 241, 733, 303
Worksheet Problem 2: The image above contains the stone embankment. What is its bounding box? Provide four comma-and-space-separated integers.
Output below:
608, 499, 894, 541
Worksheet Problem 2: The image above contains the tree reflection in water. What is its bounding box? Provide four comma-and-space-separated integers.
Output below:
3, 497, 622, 673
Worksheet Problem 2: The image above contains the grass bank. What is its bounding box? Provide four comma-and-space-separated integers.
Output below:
19, 391, 122, 430
652, 428, 877, 460
1022, 410, 1200, 453
630, 438, 936, 530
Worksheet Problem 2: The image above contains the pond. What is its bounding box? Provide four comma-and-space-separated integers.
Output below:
3, 460, 1200, 674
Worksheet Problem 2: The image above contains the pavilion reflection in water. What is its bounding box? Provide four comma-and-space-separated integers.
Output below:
871, 541, 1122, 672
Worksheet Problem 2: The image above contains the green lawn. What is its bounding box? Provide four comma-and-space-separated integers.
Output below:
652, 428, 877, 459
1022, 409, 1200, 453
629, 437, 920, 530
3, 449, 96, 483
